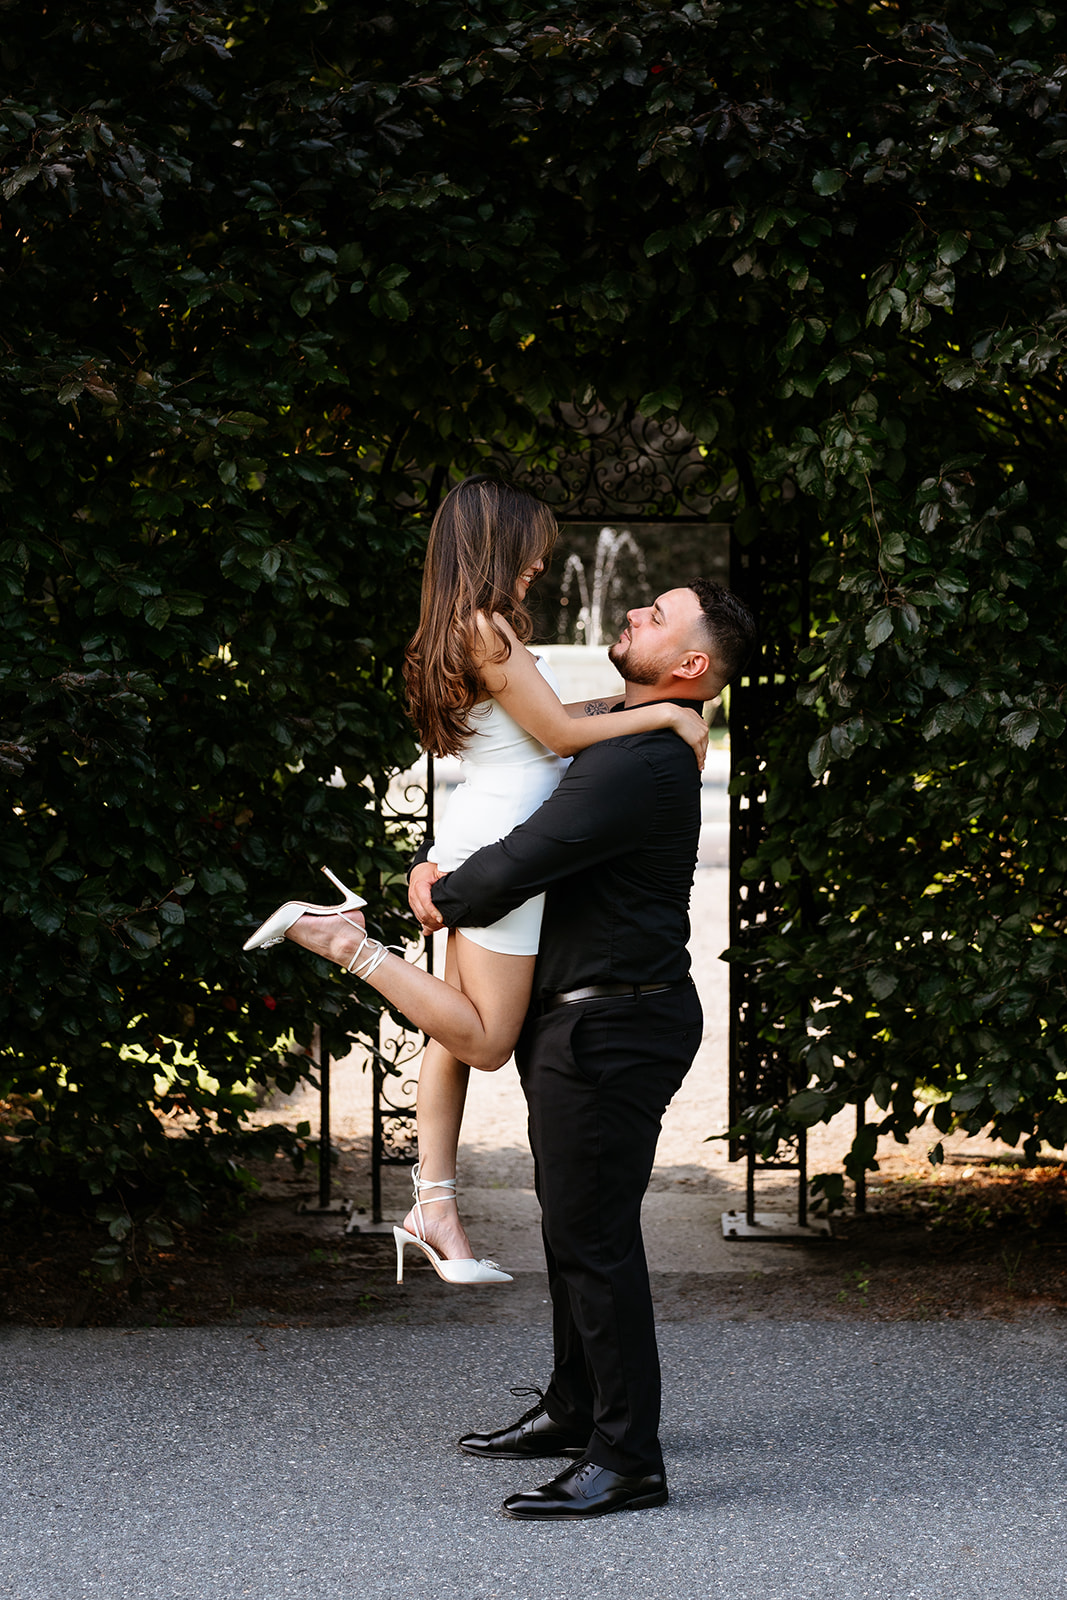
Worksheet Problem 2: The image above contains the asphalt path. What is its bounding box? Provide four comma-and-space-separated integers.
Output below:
3, 1320, 1065, 1600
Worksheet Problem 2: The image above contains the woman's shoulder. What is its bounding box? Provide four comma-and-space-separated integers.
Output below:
472, 609, 527, 662
476, 608, 521, 640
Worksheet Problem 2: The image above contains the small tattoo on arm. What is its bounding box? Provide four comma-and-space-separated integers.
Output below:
584, 700, 611, 716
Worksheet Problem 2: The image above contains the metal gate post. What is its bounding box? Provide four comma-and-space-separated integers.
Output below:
297, 1025, 352, 1216
722, 490, 828, 1241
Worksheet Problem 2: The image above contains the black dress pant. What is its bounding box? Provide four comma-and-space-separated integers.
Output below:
515, 982, 702, 1477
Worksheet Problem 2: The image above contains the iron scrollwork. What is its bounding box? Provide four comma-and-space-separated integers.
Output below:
367, 753, 435, 1222
372, 1060, 419, 1163
482, 400, 720, 523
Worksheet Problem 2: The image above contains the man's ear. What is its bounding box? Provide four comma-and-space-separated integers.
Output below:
673, 650, 711, 683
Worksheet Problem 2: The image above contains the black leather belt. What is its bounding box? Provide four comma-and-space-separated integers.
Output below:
540, 978, 688, 1014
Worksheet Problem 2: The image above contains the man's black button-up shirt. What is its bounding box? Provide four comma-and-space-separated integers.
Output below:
427, 697, 705, 1000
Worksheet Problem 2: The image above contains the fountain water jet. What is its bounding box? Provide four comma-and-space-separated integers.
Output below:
557, 526, 650, 647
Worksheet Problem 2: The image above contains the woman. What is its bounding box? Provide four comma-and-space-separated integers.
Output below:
244, 477, 707, 1284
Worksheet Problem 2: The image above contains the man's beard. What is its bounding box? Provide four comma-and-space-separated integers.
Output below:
608, 638, 663, 687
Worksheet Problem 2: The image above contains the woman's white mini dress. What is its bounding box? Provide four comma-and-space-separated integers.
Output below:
428, 656, 570, 956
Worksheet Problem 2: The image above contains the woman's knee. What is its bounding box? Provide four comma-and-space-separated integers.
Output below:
469, 1045, 512, 1072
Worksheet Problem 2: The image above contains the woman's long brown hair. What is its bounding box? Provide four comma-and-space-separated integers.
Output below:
403, 476, 558, 757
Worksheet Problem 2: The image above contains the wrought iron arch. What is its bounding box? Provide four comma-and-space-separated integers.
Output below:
480, 399, 721, 523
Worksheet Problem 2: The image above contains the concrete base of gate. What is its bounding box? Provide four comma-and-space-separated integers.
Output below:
295, 1197, 353, 1217
720, 1208, 833, 1241
345, 1216, 401, 1235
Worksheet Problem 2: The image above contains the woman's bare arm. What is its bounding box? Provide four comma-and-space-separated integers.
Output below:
473, 614, 707, 765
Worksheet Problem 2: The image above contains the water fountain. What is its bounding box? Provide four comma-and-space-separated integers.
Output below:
538, 526, 651, 703
556, 526, 651, 648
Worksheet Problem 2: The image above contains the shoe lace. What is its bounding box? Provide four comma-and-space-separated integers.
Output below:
509, 1384, 546, 1423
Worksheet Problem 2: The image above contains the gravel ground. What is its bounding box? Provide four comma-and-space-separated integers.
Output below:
3, 1320, 1066, 1600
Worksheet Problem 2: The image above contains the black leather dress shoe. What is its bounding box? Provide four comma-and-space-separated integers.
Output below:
502, 1459, 668, 1520
459, 1398, 588, 1460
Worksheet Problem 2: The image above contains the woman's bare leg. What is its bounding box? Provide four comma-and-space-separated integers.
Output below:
286, 913, 534, 1072
400, 933, 534, 1258
404, 1037, 476, 1260
404, 933, 535, 1259
400, 933, 474, 1260
287, 915, 537, 1260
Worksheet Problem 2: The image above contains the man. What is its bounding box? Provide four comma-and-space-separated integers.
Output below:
405, 579, 756, 1520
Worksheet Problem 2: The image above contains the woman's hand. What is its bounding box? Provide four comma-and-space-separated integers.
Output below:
408, 860, 446, 934
669, 706, 709, 770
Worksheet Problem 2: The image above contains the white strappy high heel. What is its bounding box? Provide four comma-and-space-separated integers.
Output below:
393, 1163, 512, 1286
242, 866, 392, 979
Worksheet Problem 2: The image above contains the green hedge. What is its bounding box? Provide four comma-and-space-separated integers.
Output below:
0, 3, 425, 1218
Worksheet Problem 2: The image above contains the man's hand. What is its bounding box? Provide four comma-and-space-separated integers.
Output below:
408, 860, 446, 935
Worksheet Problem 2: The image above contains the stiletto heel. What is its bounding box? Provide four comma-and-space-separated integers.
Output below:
392, 1164, 512, 1287
320, 865, 353, 898
242, 865, 367, 952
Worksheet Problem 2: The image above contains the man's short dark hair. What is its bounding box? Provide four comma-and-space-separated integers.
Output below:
687, 579, 757, 684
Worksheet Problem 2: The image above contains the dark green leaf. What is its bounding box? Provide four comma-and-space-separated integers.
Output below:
864, 609, 893, 649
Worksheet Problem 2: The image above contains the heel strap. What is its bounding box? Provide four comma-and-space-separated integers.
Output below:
338, 913, 397, 980
411, 1160, 457, 1243
413, 1162, 456, 1201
